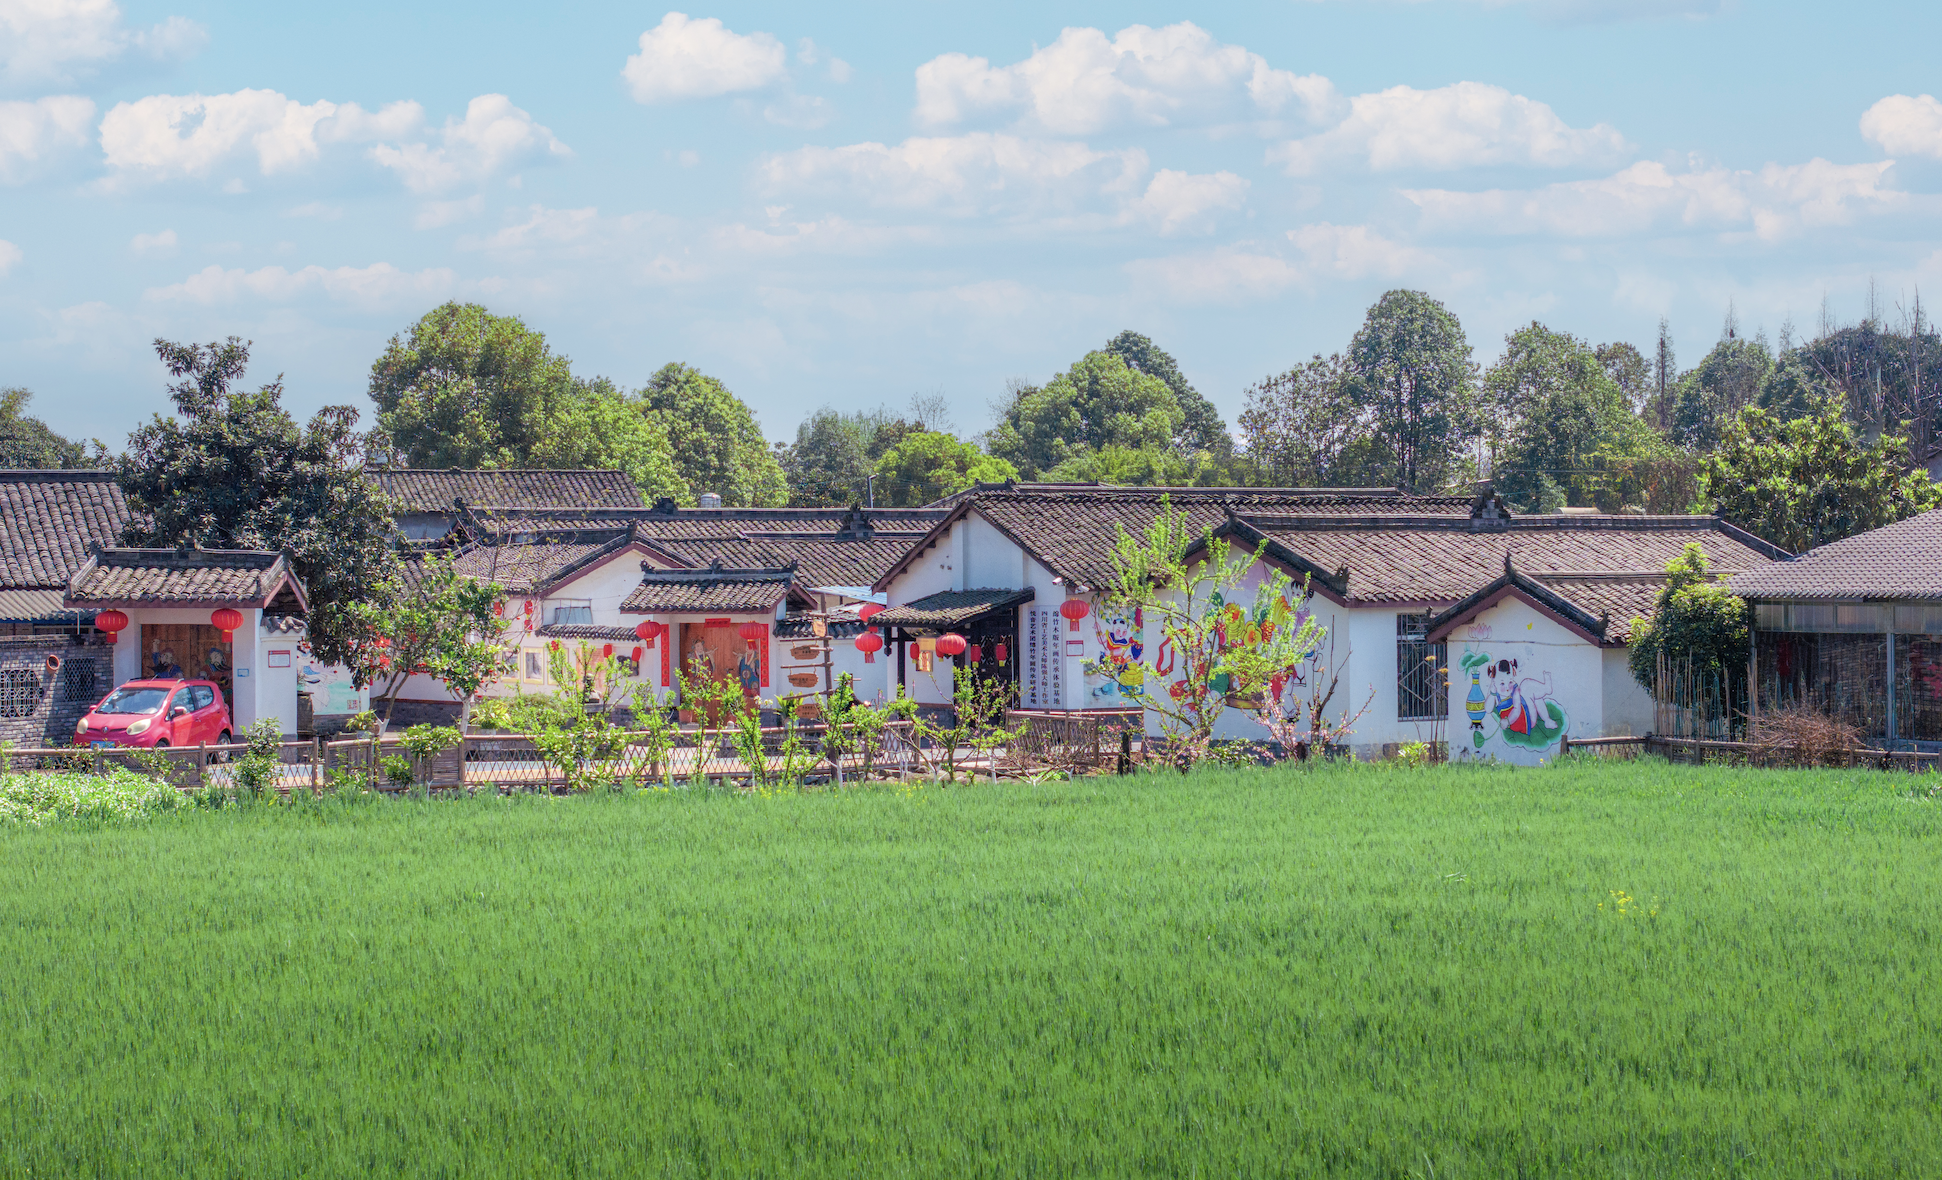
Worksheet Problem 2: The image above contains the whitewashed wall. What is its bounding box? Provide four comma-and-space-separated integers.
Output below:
1444, 599, 1602, 765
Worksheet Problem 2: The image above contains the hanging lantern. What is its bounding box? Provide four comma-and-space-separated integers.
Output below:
631, 645, 644, 664
855, 629, 884, 663
522, 599, 534, 615
634, 619, 663, 646
94, 609, 129, 645
210, 607, 243, 642
738, 621, 767, 644
602, 643, 614, 659
967, 643, 983, 664
936, 632, 967, 657
1059, 599, 1089, 632
994, 640, 1008, 665
857, 603, 885, 623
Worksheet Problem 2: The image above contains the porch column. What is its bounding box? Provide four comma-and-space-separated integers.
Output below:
1886, 629, 1897, 744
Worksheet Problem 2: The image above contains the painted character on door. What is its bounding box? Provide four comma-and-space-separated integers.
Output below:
736, 646, 761, 697
1084, 605, 1146, 701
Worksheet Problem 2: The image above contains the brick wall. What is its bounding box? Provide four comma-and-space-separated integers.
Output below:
0, 637, 113, 748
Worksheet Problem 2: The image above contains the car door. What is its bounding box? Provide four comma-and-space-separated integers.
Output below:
162, 689, 193, 744
187, 685, 214, 744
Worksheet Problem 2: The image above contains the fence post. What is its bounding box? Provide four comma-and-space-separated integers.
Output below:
1558, 734, 1569, 760
1117, 730, 1131, 776
197, 742, 207, 789
91, 747, 103, 777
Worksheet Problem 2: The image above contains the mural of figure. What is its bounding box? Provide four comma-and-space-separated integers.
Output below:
1084, 605, 1146, 701
1478, 654, 1567, 750
689, 640, 713, 680
736, 645, 761, 698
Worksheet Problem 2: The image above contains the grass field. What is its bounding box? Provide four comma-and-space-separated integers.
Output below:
2, 760, 1939, 1177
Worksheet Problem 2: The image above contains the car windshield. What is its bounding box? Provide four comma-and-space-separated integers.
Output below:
95, 686, 171, 715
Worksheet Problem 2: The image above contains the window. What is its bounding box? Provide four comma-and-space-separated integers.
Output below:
525, 651, 544, 679
1396, 613, 1448, 721
549, 600, 593, 625
192, 686, 215, 710
58, 658, 99, 704
0, 669, 37, 718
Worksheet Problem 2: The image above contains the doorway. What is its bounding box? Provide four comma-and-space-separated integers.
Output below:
142, 624, 233, 708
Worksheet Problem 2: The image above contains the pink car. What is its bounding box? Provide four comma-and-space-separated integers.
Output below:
76, 679, 232, 750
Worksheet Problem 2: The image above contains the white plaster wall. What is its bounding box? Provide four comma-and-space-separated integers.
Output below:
256, 625, 300, 738
886, 537, 954, 605
966, 515, 1024, 590
1444, 599, 1603, 766
1601, 647, 1654, 737
541, 550, 652, 625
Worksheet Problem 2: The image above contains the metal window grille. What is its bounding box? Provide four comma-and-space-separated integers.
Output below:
0, 668, 38, 719
1396, 613, 1448, 721
59, 658, 100, 704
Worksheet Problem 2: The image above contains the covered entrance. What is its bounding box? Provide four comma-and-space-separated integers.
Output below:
874, 588, 1035, 706
140, 623, 234, 707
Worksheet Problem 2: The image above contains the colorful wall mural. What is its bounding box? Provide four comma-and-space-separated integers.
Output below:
1449, 607, 1590, 764
1083, 603, 1146, 703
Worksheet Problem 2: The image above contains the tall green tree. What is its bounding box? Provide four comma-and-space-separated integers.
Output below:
1702, 398, 1942, 553
1665, 335, 1773, 452
777, 407, 892, 506
1757, 320, 1942, 443
121, 337, 399, 667
987, 352, 1183, 479
1627, 543, 1751, 699
873, 431, 1017, 506
0, 388, 94, 468
1484, 324, 1663, 511
1102, 330, 1230, 457
1343, 290, 1478, 494
1236, 354, 1358, 486
637, 363, 788, 507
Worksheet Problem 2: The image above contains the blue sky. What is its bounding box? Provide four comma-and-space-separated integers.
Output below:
5, 0, 1942, 447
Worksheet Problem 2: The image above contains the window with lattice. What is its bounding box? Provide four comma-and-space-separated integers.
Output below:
59, 658, 99, 704
0, 668, 39, 719
1396, 613, 1448, 721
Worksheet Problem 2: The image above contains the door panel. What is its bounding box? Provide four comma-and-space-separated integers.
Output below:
142, 625, 234, 709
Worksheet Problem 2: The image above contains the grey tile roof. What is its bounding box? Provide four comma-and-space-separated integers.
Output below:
0, 587, 75, 622
450, 537, 625, 594
365, 467, 644, 513
1729, 509, 1942, 600
0, 471, 131, 589
621, 566, 799, 614
873, 588, 1038, 630
535, 623, 644, 642
66, 549, 304, 607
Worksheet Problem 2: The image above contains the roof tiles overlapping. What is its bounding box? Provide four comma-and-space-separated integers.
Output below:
0, 471, 131, 590
366, 468, 645, 513
66, 548, 302, 607
621, 567, 798, 614
1729, 509, 1942, 600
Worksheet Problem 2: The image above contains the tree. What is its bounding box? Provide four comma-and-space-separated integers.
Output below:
1236, 354, 1359, 486
1596, 341, 1652, 413
369, 303, 685, 499
987, 352, 1183, 479
1483, 323, 1663, 511
777, 406, 891, 506
0, 388, 94, 468
1627, 543, 1750, 700
120, 337, 399, 668
637, 363, 788, 507
873, 431, 1016, 506
1342, 290, 1478, 494
1666, 335, 1772, 452
1102, 330, 1230, 457
1702, 398, 1942, 553
344, 551, 510, 724
1042, 443, 1218, 486
1757, 320, 1942, 441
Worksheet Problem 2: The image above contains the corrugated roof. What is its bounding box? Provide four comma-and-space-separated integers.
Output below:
0, 587, 77, 621
1729, 509, 1942, 600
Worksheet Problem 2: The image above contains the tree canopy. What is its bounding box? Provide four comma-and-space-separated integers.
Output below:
1627, 543, 1750, 695
0, 388, 93, 468
987, 352, 1184, 479
638, 363, 788, 507
1483, 323, 1664, 511
1237, 354, 1358, 487
1101, 330, 1230, 457
873, 431, 1016, 506
121, 337, 398, 667
1702, 398, 1942, 553
1342, 290, 1478, 494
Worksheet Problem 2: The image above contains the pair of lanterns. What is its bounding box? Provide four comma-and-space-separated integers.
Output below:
93, 607, 243, 645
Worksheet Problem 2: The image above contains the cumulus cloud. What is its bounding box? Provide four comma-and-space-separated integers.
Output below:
0, 95, 93, 182
128, 228, 176, 256
1286, 221, 1430, 278
1404, 158, 1901, 241
914, 21, 1340, 134
369, 94, 569, 194
0, 0, 205, 89
1271, 81, 1630, 173
1860, 94, 1942, 159
1124, 246, 1303, 303
98, 89, 423, 182
0, 238, 21, 274
622, 12, 787, 103
143, 261, 457, 307
1131, 169, 1249, 235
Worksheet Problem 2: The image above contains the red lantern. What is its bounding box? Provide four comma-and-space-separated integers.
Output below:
634, 619, 663, 645
857, 603, 885, 623
967, 643, 983, 663
602, 643, 614, 659
855, 629, 884, 664
522, 599, 534, 614
936, 632, 967, 657
1059, 599, 1089, 632
738, 621, 766, 644
94, 609, 129, 645
631, 645, 644, 664
211, 607, 243, 641
994, 640, 1008, 665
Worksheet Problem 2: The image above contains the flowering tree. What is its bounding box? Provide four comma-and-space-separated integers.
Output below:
1102, 498, 1327, 769
344, 552, 511, 725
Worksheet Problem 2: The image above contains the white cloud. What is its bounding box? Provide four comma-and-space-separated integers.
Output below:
414, 196, 483, 229
1287, 221, 1430, 278
915, 21, 1339, 134
0, 95, 93, 182
763, 94, 830, 129
1131, 169, 1249, 235
0, 238, 21, 274
761, 132, 1147, 217
128, 228, 176, 256
143, 261, 457, 307
622, 12, 787, 103
1271, 81, 1629, 173
1124, 246, 1302, 304
0, 0, 205, 89
1861, 94, 1942, 159
98, 89, 422, 183
1404, 157, 1901, 241
369, 94, 568, 194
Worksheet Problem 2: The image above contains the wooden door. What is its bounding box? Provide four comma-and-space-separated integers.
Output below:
141, 623, 232, 706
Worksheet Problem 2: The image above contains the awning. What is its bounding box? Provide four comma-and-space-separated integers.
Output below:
872, 587, 1035, 632
0, 588, 82, 623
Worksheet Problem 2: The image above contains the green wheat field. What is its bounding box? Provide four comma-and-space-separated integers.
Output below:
2, 760, 1939, 1177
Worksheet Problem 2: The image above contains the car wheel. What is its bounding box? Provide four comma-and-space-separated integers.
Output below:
154, 740, 169, 748
212, 731, 232, 764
